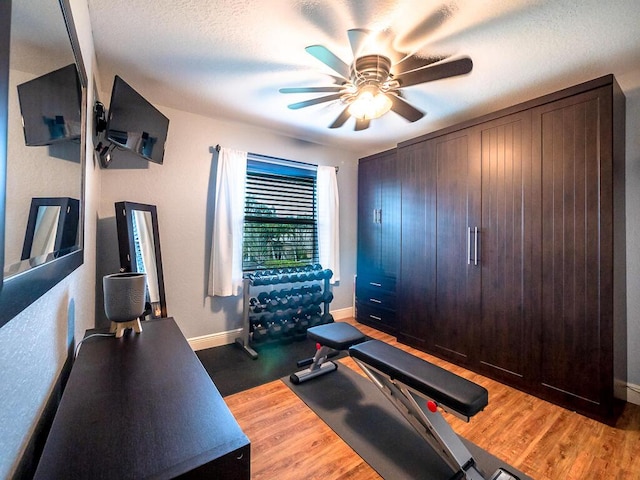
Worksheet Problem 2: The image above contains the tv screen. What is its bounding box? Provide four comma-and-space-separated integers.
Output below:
106, 75, 169, 164
17, 64, 82, 146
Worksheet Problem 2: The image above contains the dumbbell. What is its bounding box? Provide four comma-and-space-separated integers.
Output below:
273, 310, 287, 324
321, 313, 334, 324
267, 322, 283, 339
322, 269, 333, 280
252, 325, 268, 343
311, 291, 323, 305
267, 298, 279, 312
282, 321, 296, 341
322, 291, 334, 303
296, 316, 310, 333
309, 313, 323, 327
285, 294, 297, 309
301, 293, 312, 306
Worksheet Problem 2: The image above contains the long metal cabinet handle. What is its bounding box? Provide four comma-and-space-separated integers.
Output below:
373, 209, 378, 223
474, 226, 479, 266
378, 208, 382, 224
467, 227, 471, 265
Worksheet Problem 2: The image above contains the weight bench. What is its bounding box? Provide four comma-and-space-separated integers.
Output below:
290, 322, 519, 480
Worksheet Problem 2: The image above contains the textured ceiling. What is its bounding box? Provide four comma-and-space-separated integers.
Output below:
86, 0, 640, 153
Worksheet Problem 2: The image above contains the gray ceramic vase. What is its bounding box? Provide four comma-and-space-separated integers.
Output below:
103, 272, 147, 322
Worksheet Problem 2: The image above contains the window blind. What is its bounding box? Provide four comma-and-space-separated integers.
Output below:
243, 157, 318, 271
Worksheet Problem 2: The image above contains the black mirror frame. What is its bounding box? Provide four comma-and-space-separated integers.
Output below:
114, 201, 168, 318
0, 0, 87, 328
21, 197, 80, 261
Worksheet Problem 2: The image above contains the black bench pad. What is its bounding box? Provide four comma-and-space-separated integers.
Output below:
307, 322, 366, 350
349, 340, 488, 418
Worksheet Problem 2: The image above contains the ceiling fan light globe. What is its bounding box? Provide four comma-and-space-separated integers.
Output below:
348, 87, 392, 120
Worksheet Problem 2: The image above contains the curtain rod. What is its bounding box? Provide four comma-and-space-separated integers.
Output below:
215, 144, 339, 173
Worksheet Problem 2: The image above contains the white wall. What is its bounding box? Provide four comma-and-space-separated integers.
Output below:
0, 0, 101, 477
624, 83, 640, 400
97, 109, 361, 339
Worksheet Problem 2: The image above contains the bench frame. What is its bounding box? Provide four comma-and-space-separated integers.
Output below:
351, 357, 487, 480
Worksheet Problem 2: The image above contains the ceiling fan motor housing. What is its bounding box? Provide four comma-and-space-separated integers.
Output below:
351, 54, 392, 88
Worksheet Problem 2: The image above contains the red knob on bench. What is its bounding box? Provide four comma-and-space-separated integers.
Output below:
316, 342, 322, 350
427, 400, 438, 413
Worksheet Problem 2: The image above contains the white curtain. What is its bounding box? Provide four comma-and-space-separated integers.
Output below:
208, 148, 247, 296
317, 165, 340, 284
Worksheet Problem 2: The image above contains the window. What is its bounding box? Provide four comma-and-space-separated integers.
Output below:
242, 155, 318, 271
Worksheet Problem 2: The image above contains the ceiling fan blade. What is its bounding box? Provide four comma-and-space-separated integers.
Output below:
393, 53, 447, 75
287, 93, 343, 110
354, 118, 370, 131
329, 107, 351, 128
305, 45, 350, 79
389, 95, 425, 122
280, 86, 343, 94
347, 28, 371, 57
396, 57, 473, 88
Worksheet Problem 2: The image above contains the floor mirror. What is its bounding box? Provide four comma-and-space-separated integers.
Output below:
115, 201, 167, 319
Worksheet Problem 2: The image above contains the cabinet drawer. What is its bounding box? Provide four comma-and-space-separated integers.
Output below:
357, 274, 396, 292
356, 302, 396, 326
356, 286, 396, 310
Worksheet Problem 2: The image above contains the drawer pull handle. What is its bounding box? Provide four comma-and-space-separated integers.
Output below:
369, 315, 382, 321
369, 298, 382, 304
369, 282, 382, 287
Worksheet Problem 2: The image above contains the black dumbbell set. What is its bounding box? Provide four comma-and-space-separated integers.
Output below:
244, 265, 334, 346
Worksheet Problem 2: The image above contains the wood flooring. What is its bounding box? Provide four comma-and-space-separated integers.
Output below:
224, 318, 640, 479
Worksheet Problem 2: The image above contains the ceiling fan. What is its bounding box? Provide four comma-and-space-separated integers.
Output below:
280, 29, 473, 131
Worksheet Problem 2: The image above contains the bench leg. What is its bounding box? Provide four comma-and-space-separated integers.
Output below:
290, 345, 338, 384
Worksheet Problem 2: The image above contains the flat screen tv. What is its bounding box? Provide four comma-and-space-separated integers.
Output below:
17, 63, 82, 146
105, 75, 169, 164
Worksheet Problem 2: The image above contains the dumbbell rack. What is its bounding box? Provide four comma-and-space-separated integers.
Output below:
235, 265, 334, 359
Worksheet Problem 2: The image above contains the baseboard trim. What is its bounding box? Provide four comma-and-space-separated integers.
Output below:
188, 328, 243, 351
331, 306, 354, 320
187, 307, 354, 351
625, 382, 640, 406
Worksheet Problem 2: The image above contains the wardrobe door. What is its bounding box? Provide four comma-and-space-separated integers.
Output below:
535, 86, 614, 412
357, 150, 399, 276
477, 111, 537, 385
397, 140, 437, 348
357, 155, 381, 275
432, 130, 481, 363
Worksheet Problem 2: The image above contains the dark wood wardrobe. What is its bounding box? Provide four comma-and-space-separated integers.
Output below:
356, 75, 627, 420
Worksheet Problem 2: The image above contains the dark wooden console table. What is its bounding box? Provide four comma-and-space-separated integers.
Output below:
34, 317, 250, 479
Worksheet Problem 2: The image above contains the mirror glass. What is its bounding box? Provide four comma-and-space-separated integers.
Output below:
29, 206, 61, 258
0, 0, 86, 327
5, 0, 83, 276
115, 202, 167, 319
131, 210, 161, 314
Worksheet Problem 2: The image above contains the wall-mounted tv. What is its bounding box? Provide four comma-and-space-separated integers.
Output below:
105, 75, 169, 165
17, 63, 82, 146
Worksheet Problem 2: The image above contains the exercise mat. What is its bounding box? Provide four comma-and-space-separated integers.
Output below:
197, 337, 347, 397
283, 365, 531, 480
